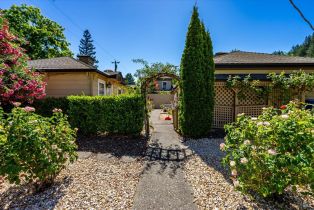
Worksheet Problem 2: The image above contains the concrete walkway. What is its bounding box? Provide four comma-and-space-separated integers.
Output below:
132, 110, 197, 210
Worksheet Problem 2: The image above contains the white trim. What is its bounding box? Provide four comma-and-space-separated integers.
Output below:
98, 79, 106, 96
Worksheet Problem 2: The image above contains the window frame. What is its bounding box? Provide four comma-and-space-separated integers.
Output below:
98, 79, 106, 96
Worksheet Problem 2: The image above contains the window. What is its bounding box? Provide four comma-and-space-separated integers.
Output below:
162, 81, 167, 90
98, 79, 106, 96
118, 89, 123, 95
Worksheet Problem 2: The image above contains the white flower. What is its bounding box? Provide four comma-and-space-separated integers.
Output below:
231, 169, 237, 176
257, 122, 263, 126
263, 121, 270, 126
251, 117, 258, 121
268, 149, 277, 155
220, 143, 226, 151
240, 157, 248, 164
244, 140, 251, 145
233, 180, 240, 187
311, 129, 314, 134
237, 113, 245, 117
230, 161, 236, 167
281, 114, 289, 119
262, 107, 267, 110
252, 145, 257, 150
52, 145, 58, 149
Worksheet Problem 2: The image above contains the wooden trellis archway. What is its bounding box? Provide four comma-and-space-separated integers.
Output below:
141, 73, 180, 137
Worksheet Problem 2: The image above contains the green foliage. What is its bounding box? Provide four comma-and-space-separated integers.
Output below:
33, 97, 69, 117
223, 101, 314, 197
67, 94, 144, 135
272, 50, 287, 55
3, 4, 73, 59
125, 73, 136, 85
78, 29, 98, 68
179, 6, 215, 138
133, 59, 178, 84
0, 106, 77, 189
289, 33, 314, 57
226, 75, 269, 99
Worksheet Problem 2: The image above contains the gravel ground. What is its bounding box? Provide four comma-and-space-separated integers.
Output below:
183, 138, 314, 210
0, 135, 147, 210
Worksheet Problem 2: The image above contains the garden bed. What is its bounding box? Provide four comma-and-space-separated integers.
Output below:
0, 135, 148, 209
183, 138, 314, 209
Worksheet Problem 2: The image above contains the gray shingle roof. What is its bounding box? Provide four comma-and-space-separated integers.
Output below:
214, 51, 314, 65
27, 57, 96, 70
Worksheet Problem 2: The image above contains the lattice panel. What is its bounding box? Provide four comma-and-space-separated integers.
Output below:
235, 105, 265, 117
215, 85, 234, 106
213, 106, 234, 128
238, 89, 267, 106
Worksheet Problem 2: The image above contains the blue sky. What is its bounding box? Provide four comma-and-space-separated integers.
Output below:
1, 0, 314, 76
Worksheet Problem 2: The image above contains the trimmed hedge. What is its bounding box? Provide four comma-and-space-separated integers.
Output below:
33, 97, 69, 117
67, 94, 144, 135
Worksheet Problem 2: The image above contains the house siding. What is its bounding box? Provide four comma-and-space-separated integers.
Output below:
43, 72, 91, 97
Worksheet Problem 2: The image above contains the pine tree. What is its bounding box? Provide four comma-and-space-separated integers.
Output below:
289, 33, 314, 57
78, 30, 99, 68
125, 73, 135, 85
179, 6, 215, 138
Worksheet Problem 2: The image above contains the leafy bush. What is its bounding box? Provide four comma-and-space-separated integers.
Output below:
67, 94, 144, 135
223, 101, 314, 197
0, 105, 77, 189
33, 97, 69, 117
0, 14, 46, 105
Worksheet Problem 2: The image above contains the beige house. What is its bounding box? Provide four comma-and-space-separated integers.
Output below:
28, 56, 126, 97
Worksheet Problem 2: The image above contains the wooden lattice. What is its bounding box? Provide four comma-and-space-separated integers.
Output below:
213, 105, 234, 128
235, 105, 265, 117
238, 89, 267, 106
215, 85, 234, 106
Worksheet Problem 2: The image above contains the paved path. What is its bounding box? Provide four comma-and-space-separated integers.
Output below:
132, 110, 197, 210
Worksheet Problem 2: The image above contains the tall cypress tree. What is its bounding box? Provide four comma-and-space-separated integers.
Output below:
78, 29, 99, 68
179, 6, 215, 138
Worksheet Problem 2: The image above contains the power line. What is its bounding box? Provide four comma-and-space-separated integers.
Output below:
288, 0, 314, 31
47, 0, 129, 72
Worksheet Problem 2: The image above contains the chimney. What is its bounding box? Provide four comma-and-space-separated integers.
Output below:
77, 55, 95, 67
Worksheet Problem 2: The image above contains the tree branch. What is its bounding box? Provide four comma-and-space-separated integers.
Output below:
289, 0, 314, 31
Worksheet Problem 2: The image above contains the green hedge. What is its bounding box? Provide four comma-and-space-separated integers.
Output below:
33, 97, 69, 117
67, 94, 144, 135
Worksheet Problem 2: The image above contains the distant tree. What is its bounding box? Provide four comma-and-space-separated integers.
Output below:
132, 59, 178, 82
3, 4, 73, 59
231, 49, 240, 52
289, 33, 314, 57
272, 50, 287, 55
125, 73, 135, 85
179, 6, 215, 138
78, 29, 99, 68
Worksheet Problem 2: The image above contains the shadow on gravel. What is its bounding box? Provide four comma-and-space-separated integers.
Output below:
0, 176, 72, 210
76, 134, 148, 158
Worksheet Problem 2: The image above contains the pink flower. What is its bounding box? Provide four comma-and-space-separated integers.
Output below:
240, 157, 248, 164
267, 149, 277, 155
219, 143, 226, 151
52, 108, 62, 113
231, 169, 237, 176
23, 106, 35, 112
12, 102, 21, 107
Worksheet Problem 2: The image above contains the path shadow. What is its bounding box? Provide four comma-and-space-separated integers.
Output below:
76, 134, 148, 158
0, 176, 72, 210
141, 160, 183, 179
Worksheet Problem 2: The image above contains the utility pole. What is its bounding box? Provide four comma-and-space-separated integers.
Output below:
112, 60, 120, 72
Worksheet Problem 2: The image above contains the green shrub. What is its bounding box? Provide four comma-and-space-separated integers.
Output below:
33, 97, 69, 117
179, 6, 215, 138
0, 106, 77, 189
223, 101, 314, 197
67, 94, 144, 135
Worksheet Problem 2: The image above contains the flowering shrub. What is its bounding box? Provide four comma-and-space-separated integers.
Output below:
223, 101, 314, 197
0, 14, 46, 105
0, 105, 77, 189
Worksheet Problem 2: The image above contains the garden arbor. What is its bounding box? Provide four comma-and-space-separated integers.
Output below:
141, 72, 180, 137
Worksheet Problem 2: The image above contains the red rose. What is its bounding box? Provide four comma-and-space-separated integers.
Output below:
280, 105, 287, 110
